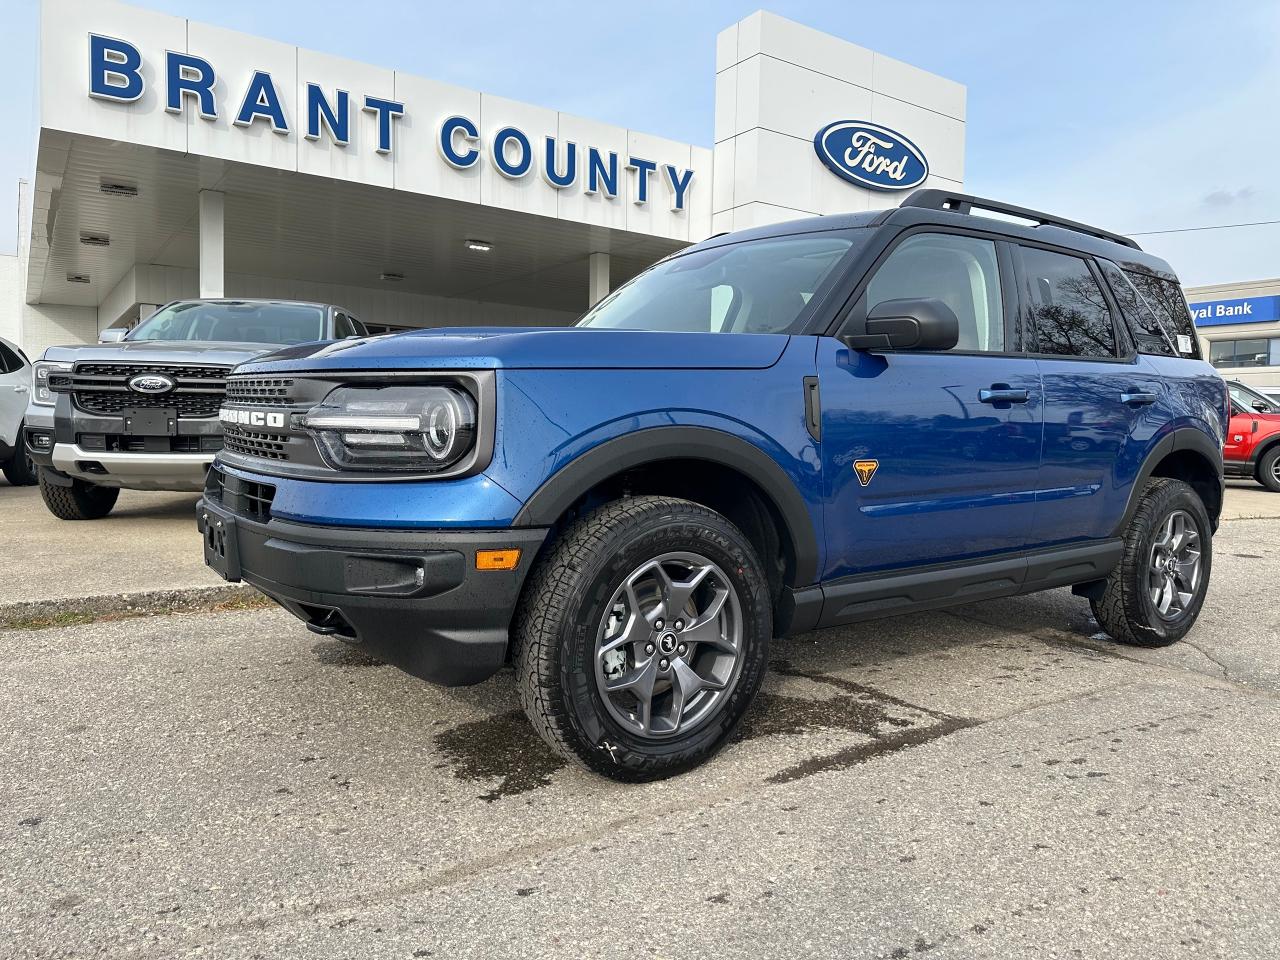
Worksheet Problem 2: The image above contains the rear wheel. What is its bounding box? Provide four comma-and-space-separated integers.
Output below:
38, 471, 119, 520
1090, 478, 1211, 647
514, 495, 771, 781
1257, 447, 1280, 493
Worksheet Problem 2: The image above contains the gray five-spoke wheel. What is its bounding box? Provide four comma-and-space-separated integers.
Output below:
1148, 509, 1201, 620
595, 551, 743, 740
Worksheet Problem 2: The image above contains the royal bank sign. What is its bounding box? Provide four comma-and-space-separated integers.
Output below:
86, 34, 697, 211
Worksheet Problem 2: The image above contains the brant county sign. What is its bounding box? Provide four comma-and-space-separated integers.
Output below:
813, 121, 928, 192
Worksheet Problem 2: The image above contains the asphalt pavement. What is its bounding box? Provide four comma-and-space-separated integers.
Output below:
2, 481, 1279, 958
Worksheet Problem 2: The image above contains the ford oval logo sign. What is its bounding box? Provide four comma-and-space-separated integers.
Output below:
128, 373, 176, 395
814, 121, 929, 192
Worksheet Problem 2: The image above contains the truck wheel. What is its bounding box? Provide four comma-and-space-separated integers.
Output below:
1090, 478, 1211, 647
1257, 447, 1280, 492
2, 447, 36, 486
514, 495, 772, 782
38, 471, 120, 520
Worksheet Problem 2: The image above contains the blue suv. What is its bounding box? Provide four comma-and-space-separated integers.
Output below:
199, 191, 1227, 781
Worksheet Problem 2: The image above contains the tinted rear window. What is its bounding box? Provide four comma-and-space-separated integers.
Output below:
1099, 262, 1175, 357
1122, 271, 1201, 359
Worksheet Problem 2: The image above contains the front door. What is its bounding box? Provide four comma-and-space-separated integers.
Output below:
819, 231, 1043, 582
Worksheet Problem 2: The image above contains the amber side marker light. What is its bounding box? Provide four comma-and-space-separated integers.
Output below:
475, 548, 521, 571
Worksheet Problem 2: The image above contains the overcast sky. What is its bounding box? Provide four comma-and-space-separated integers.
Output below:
1, 0, 1277, 288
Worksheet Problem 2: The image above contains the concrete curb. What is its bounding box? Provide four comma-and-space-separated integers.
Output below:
0, 584, 272, 630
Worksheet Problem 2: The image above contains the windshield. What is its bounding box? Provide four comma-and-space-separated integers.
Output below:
578, 231, 865, 334
129, 301, 326, 345
1228, 381, 1275, 412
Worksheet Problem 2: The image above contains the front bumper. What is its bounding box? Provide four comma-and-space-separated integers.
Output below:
197, 492, 547, 686
49, 442, 214, 490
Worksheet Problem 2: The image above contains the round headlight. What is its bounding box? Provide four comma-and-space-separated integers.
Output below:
301, 384, 478, 472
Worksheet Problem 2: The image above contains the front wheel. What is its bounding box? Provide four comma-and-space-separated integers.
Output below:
1091, 478, 1211, 647
2, 445, 36, 486
514, 496, 772, 782
38, 471, 120, 520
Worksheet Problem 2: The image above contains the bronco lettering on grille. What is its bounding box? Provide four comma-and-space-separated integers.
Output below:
219, 408, 287, 429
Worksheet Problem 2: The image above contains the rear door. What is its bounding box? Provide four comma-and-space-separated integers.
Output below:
818, 229, 1043, 581
1018, 244, 1158, 546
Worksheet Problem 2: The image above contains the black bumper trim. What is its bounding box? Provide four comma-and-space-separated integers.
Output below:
198, 498, 548, 686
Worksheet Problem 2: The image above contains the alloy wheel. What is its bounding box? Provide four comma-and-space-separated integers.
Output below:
594, 552, 744, 739
1147, 509, 1201, 620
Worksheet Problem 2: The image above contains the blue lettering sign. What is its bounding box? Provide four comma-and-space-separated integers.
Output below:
439, 115, 480, 168
1188, 295, 1280, 327
89, 34, 144, 103
586, 149, 618, 198
627, 157, 657, 205
165, 51, 216, 119
543, 137, 577, 189
235, 71, 289, 133
306, 84, 350, 145
665, 165, 694, 211
814, 120, 928, 192
492, 126, 532, 178
363, 96, 404, 154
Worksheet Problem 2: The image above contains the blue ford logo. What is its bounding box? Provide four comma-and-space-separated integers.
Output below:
813, 121, 929, 192
128, 373, 176, 395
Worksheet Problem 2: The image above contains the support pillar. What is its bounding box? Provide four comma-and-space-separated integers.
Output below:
588, 252, 610, 307
198, 190, 225, 299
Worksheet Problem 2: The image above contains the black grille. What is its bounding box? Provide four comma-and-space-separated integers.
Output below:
64, 362, 230, 419
224, 376, 296, 407
223, 426, 290, 461
208, 467, 275, 522
78, 433, 222, 454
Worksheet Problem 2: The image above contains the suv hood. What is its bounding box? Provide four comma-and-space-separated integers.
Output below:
242, 327, 791, 373
42, 339, 285, 367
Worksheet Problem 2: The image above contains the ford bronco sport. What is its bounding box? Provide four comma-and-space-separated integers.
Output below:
199, 191, 1227, 781
25, 299, 366, 519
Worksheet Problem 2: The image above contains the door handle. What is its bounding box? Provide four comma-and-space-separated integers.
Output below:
1120, 391, 1158, 406
13, 384, 27, 393
979, 386, 1029, 404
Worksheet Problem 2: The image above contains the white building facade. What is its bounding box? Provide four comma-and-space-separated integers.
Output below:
11, 0, 967, 356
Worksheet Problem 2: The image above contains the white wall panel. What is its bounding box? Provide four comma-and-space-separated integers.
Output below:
625, 132, 693, 242
479, 95, 559, 220
296, 50, 396, 189
392, 74, 482, 204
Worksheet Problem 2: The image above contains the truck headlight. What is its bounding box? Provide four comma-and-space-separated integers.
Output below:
32, 361, 72, 406
301, 385, 477, 472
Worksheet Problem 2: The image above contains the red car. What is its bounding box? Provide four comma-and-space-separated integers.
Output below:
1225, 380, 1280, 492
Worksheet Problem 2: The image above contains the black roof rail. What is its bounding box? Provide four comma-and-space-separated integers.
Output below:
899, 189, 1141, 251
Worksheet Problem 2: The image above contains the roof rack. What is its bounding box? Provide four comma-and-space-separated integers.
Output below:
899, 189, 1141, 250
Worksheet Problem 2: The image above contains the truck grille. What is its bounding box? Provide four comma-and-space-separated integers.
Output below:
60, 363, 230, 419
222, 426, 290, 461
223, 376, 296, 407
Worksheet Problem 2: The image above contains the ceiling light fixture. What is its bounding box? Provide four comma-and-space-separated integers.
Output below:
67, 273, 91, 284
464, 240, 492, 253
379, 271, 404, 282
79, 231, 110, 247
99, 180, 138, 198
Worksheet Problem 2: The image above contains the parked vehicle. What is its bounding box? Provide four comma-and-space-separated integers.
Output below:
0, 336, 37, 486
199, 191, 1226, 781
24, 300, 366, 519
1224, 380, 1280, 492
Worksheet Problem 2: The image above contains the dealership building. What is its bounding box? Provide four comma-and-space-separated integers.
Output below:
0, 0, 968, 355
1184, 278, 1280, 396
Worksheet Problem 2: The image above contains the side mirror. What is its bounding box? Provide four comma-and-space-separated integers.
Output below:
98, 328, 128, 343
841, 298, 960, 352
1252, 400, 1271, 413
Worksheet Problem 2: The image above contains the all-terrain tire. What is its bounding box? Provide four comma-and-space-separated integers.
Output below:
513, 495, 772, 782
2, 446, 36, 486
37, 471, 120, 520
1257, 447, 1280, 493
1090, 478, 1211, 647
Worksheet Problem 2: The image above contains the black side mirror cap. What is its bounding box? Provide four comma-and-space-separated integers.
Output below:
841, 297, 961, 352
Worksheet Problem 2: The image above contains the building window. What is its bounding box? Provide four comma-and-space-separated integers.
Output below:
1209, 338, 1277, 368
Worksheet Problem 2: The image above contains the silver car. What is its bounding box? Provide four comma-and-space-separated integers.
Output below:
0, 336, 36, 486
24, 299, 366, 519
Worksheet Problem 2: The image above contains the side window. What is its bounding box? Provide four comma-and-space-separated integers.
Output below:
863, 233, 1005, 352
1098, 261, 1175, 357
1021, 247, 1118, 359
348, 315, 368, 337
0, 342, 20, 374
1123, 270, 1201, 359
333, 312, 355, 339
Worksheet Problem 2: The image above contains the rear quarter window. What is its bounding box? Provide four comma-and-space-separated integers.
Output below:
1099, 262, 1176, 357
1122, 270, 1201, 359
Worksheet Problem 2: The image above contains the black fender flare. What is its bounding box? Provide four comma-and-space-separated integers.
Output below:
1113, 427, 1224, 535
512, 426, 820, 587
